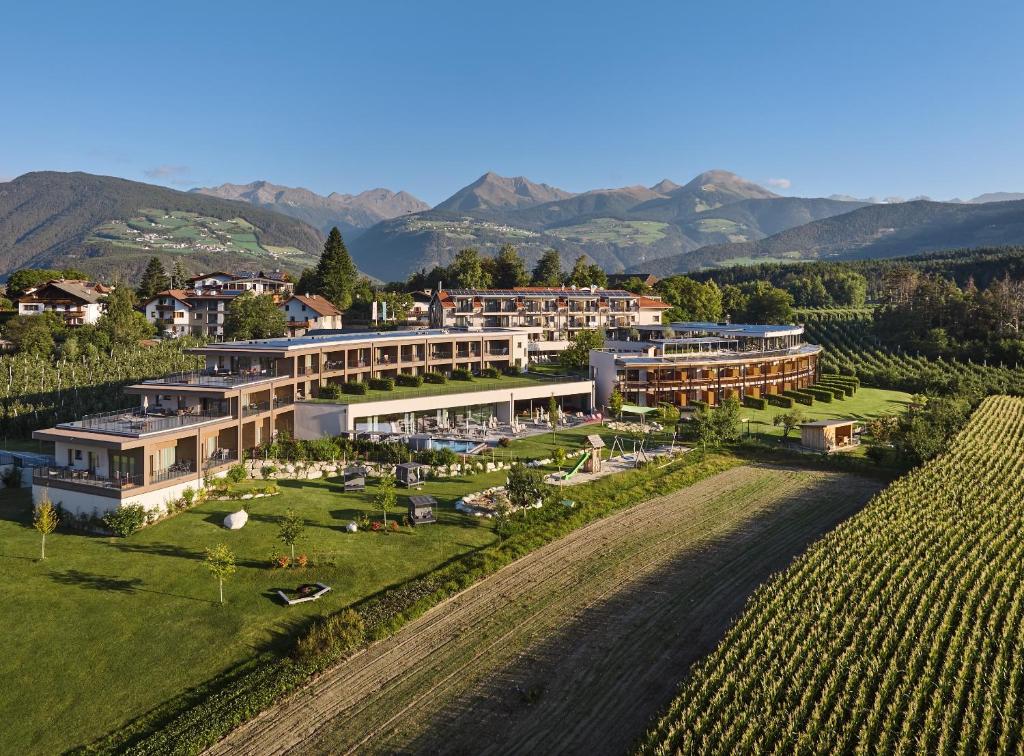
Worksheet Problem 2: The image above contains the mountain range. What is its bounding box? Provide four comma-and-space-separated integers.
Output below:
5, 169, 1024, 284
346, 170, 868, 279
192, 180, 429, 238
0, 172, 324, 281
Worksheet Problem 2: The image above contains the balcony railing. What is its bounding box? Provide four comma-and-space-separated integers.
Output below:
33, 466, 142, 490
142, 368, 283, 388
297, 365, 319, 376
60, 406, 230, 436
150, 462, 195, 485
323, 360, 345, 371
273, 397, 294, 409
242, 401, 271, 417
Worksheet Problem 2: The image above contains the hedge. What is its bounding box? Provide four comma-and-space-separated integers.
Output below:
814, 383, 848, 399
742, 395, 767, 410
342, 381, 367, 395
803, 387, 834, 403
317, 382, 342, 399
368, 377, 394, 391
783, 389, 815, 406
767, 393, 794, 408
450, 368, 474, 381
688, 399, 709, 411
423, 371, 447, 384
395, 373, 423, 388
479, 367, 500, 379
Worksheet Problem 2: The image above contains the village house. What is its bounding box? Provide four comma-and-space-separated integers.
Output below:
16, 280, 112, 326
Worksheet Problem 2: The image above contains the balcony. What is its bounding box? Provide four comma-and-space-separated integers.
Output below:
242, 401, 271, 417
150, 461, 196, 485
34, 466, 142, 490
142, 368, 283, 388
323, 360, 345, 372
273, 397, 294, 409
486, 348, 510, 356
297, 365, 319, 376
430, 351, 453, 361
59, 407, 230, 437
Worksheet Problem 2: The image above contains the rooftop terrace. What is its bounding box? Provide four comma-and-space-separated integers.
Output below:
196, 327, 522, 353
58, 406, 229, 437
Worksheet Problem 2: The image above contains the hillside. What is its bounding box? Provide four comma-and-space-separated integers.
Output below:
192, 180, 428, 237
646, 198, 1024, 273
0, 172, 325, 281
349, 170, 865, 280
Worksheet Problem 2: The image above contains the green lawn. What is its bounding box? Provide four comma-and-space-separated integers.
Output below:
310, 372, 582, 405
0, 472, 510, 754
738, 386, 911, 440
0, 425, 616, 755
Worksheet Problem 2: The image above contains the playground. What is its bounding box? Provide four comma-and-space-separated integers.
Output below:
545, 434, 689, 486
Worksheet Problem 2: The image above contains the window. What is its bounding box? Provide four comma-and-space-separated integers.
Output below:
74, 449, 82, 461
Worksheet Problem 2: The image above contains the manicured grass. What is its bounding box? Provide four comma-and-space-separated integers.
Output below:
308, 372, 583, 405
739, 386, 911, 440
0, 472, 507, 755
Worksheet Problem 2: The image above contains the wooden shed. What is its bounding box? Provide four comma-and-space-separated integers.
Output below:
800, 420, 857, 452
408, 494, 437, 525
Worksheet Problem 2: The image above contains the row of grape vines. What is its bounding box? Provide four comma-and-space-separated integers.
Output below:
640, 395, 1024, 755
0, 340, 203, 439
802, 311, 1024, 395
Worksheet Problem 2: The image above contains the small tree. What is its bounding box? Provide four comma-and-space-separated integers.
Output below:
33, 497, 58, 560
608, 388, 624, 420
694, 407, 719, 451
548, 395, 560, 444
277, 508, 305, 560
205, 543, 236, 605
553, 447, 567, 473
375, 471, 397, 529
506, 462, 544, 510
773, 409, 806, 439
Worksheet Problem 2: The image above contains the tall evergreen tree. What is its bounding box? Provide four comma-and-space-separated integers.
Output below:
493, 244, 529, 288
170, 259, 189, 289
138, 257, 170, 300
568, 255, 608, 288
531, 249, 564, 287
313, 227, 358, 310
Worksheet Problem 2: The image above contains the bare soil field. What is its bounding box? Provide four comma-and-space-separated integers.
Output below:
206, 465, 883, 756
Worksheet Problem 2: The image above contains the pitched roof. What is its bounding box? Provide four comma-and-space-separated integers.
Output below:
145, 289, 192, 307
436, 291, 455, 309
638, 296, 671, 309
188, 271, 233, 282
287, 294, 342, 316
20, 280, 108, 304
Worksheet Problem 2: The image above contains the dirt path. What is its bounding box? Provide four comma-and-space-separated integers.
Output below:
206, 465, 882, 756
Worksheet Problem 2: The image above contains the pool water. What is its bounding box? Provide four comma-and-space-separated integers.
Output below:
428, 438, 481, 454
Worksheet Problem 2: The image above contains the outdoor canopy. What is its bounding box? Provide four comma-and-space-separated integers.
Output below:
620, 405, 659, 415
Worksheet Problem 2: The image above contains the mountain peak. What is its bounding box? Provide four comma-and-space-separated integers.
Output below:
683, 169, 776, 195
435, 172, 575, 212
650, 178, 682, 194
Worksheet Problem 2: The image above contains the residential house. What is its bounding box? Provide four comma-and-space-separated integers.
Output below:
281, 294, 343, 335
16, 280, 112, 325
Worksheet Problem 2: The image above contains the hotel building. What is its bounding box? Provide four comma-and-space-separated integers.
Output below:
32, 328, 594, 516
590, 322, 821, 409
429, 287, 670, 355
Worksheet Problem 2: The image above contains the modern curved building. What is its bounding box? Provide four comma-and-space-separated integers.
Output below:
590, 322, 822, 409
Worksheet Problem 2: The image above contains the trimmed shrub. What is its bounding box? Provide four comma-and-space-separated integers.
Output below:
317, 382, 342, 400
451, 368, 473, 381
742, 395, 768, 410
688, 399, 709, 411
342, 381, 367, 395
767, 393, 794, 408
479, 367, 500, 379
368, 377, 395, 391
226, 464, 247, 484
395, 373, 423, 387
103, 505, 146, 537
783, 390, 815, 406
804, 387, 835, 403
423, 371, 447, 384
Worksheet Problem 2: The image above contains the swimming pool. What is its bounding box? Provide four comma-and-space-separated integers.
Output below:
425, 438, 483, 454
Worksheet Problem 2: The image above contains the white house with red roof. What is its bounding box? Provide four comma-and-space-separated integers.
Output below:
280, 294, 343, 335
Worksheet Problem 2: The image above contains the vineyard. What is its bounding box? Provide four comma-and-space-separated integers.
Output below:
801, 310, 1024, 396
0, 340, 203, 439
641, 395, 1024, 755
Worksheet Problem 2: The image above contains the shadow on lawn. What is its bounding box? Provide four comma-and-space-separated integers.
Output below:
49, 568, 216, 604
107, 541, 264, 569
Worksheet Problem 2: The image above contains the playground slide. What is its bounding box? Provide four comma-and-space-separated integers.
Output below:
564, 451, 590, 480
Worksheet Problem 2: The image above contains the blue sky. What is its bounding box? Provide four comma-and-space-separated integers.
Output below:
1, 0, 1023, 204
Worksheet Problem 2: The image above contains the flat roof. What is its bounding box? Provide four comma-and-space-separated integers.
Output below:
670, 322, 804, 338
442, 288, 637, 298
196, 327, 522, 353
614, 343, 821, 366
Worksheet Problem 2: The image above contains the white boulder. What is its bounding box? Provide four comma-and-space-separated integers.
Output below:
346, 521, 358, 533
223, 509, 248, 530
